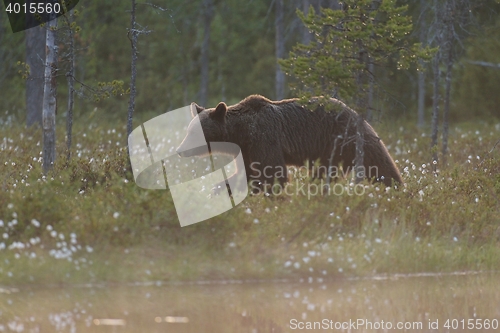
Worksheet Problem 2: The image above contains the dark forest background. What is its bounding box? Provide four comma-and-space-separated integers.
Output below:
1, 0, 500, 126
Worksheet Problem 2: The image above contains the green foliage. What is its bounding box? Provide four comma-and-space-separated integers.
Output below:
208, 0, 276, 104
280, 0, 434, 108
454, 18, 500, 120
16, 61, 30, 80
53, 7, 129, 111
93, 80, 128, 102
0, 16, 25, 115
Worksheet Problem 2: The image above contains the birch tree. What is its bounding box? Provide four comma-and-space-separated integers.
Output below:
42, 15, 58, 174
61, 9, 77, 161
417, 0, 429, 128
127, 0, 138, 140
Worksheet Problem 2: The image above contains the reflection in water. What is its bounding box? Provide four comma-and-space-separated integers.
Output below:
1, 272, 499, 332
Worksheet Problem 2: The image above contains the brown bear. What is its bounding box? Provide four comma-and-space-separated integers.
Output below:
176, 95, 403, 191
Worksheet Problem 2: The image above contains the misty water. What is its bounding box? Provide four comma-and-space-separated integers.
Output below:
1, 272, 499, 332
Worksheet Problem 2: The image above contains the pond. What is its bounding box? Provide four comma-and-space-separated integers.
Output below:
1, 272, 499, 332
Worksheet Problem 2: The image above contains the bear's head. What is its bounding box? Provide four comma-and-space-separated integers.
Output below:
176, 102, 228, 157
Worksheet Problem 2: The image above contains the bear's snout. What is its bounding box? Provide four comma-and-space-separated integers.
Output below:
176, 147, 187, 157
176, 143, 188, 157
176, 145, 208, 158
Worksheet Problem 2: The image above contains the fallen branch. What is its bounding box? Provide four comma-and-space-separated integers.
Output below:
466, 60, 500, 69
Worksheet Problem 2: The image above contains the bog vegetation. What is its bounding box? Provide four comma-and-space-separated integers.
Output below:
0, 115, 499, 285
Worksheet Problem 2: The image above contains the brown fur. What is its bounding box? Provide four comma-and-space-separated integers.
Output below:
177, 95, 403, 187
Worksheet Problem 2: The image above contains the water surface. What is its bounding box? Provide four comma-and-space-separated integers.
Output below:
1, 272, 499, 332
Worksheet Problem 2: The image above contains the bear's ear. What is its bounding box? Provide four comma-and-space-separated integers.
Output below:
211, 102, 227, 122
190, 102, 205, 118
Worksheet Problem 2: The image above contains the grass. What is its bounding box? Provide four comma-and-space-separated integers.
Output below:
0, 113, 500, 287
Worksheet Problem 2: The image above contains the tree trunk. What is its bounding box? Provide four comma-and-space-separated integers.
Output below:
66, 11, 75, 162
127, 0, 138, 140
275, 0, 285, 100
417, 0, 427, 128
42, 18, 58, 174
417, 66, 425, 128
354, 112, 365, 184
441, 3, 454, 162
367, 61, 374, 122
355, 60, 367, 183
199, 0, 213, 107
26, 25, 46, 127
365, 1, 378, 122
441, 50, 452, 161
430, 51, 441, 169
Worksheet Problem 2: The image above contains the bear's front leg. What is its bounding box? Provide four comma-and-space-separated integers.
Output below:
247, 152, 288, 194
211, 173, 249, 197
